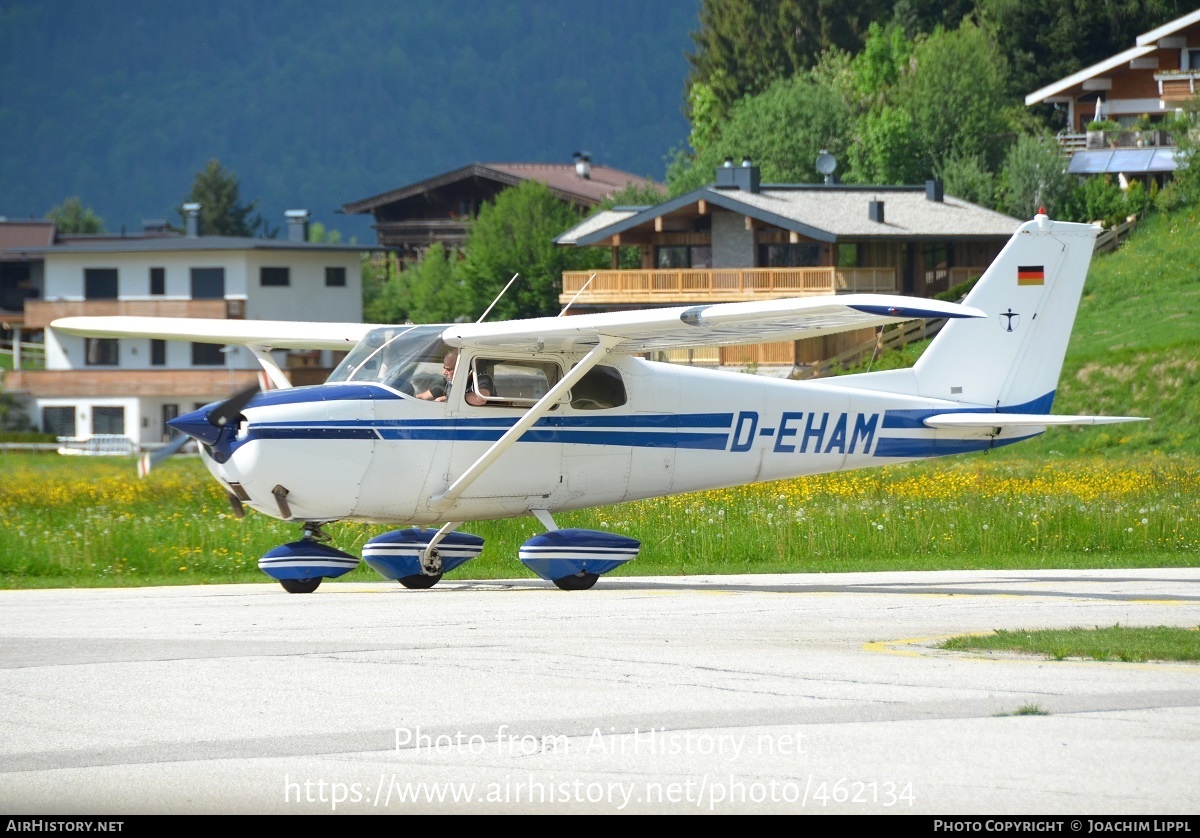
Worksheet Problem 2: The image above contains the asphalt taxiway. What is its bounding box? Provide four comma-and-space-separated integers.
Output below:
0, 569, 1197, 814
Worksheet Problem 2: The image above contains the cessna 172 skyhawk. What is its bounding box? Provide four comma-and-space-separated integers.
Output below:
52, 214, 1144, 592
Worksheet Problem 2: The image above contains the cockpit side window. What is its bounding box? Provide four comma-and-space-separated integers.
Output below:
470, 358, 562, 407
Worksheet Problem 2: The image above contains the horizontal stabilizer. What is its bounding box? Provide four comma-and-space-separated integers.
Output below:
923, 413, 1148, 429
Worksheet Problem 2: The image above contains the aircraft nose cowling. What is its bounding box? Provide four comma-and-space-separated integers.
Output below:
167, 405, 224, 446
167, 384, 263, 456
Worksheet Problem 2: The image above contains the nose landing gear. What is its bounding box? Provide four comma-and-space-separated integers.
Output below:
259, 523, 360, 594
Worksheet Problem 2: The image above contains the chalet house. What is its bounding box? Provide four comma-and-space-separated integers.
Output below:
342, 155, 661, 264
5, 209, 369, 446
1025, 8, 1200, 179
554, 160, 1022, 367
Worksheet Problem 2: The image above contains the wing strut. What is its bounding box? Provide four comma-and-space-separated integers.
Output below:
247, 345, 293, 390
430, 335, 621, 510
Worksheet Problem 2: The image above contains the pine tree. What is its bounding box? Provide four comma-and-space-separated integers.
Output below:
178, 159, 267, 237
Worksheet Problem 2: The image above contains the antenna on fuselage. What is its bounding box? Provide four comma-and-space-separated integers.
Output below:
476, 273, 520, 323
558, 273, 596, 317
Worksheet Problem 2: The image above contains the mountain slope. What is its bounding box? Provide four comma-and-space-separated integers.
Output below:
0, 0, 698, 234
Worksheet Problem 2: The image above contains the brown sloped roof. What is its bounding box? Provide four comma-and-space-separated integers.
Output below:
0, 220, 56, 258
342, 162, 661, 214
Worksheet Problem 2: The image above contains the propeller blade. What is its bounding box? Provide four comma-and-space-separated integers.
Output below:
138, 433, 191, 478
206, 383, 261, 429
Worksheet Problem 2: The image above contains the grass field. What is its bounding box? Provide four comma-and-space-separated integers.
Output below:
2, 209, 1198, 590
942, 625, 1200, 663
1, 451, 1196, 587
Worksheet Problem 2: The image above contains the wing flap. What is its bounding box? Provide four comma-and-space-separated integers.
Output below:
924, 413, 1148, 428
50, 316, 372, 350
444, 294, 984, 355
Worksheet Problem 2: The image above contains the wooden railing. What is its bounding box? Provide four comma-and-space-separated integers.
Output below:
0, 339, 45, 370
561, 267, 896, 304
796, 318, 948, 379
6, 368, 261, 398
1094, 217, 1137, 255
24, 299, 234, 329
922, 266, 984, 294
1155, 71, 1200, 103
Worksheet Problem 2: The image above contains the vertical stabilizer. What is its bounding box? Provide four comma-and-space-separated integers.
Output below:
910, 215, 1099, 410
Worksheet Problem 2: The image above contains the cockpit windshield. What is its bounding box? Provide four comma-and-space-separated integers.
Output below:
326, 325, 450, 397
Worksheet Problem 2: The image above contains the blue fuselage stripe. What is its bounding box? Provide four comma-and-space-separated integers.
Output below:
873, 434, 1035, 457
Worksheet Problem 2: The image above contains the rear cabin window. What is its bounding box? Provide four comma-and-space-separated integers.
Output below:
570, 365, 626, 410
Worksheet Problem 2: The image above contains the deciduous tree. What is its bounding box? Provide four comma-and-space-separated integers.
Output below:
46, 197, 103, 234
458, 181, 606, 321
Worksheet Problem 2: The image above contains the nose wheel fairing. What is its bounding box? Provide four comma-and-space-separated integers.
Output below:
259, 540, 360, 581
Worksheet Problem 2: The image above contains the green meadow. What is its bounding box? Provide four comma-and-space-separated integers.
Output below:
1, 451, 1196, 587
1, 209, 1198, 588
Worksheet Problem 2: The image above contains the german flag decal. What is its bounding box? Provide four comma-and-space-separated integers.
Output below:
1017, 265, 1045, 286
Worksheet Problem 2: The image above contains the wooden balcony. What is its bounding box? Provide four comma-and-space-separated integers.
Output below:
7, 368, 261, 398
1155, 71, 1200, 103
560, 267, 897, 305
374, 218, 469, 250
24, 299, 240, 329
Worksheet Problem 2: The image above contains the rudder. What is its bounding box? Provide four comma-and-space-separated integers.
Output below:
911, 214, 1099, 410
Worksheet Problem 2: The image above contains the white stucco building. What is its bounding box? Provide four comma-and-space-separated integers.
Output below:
12, 213, 369, 446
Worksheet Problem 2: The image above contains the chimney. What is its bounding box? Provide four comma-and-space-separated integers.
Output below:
285, 209, 310, 243
869, 199, 885, 224
573, 152, 592, 179
925, 179, 944, 202
183, 202, 201, 237
715, 156, 760, 192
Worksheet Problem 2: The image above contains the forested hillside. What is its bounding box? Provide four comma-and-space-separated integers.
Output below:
0, 0, 698, 234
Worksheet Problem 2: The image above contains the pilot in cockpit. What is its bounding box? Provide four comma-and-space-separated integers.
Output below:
416, 350, 491, 406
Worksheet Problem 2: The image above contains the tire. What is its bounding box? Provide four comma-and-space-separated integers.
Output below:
398, 573, 443, 589
552, 572, 599, 591
280, 577, 321, 594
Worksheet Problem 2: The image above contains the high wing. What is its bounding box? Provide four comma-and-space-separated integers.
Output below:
443, 294, 985, 355
49, 316, 372, 350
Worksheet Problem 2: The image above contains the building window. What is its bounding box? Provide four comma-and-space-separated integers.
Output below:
759, 244, 820, 268
92, 407, 125, 435
190, 267, 225, 299
150, 267, 165, 295
325, 266, 346, 287
261, 267, 290, 287
655, 245, 712, 269
837, 243, 859, 268
43, 406, 76, 438
151, 339, 166, 366
85, 338, 119, 366
161, 404, 180, 442
191, 342, 225, 366
84, 268, 118, 299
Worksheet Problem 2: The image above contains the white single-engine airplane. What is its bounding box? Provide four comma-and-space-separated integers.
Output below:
53, 215, 1144, 592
